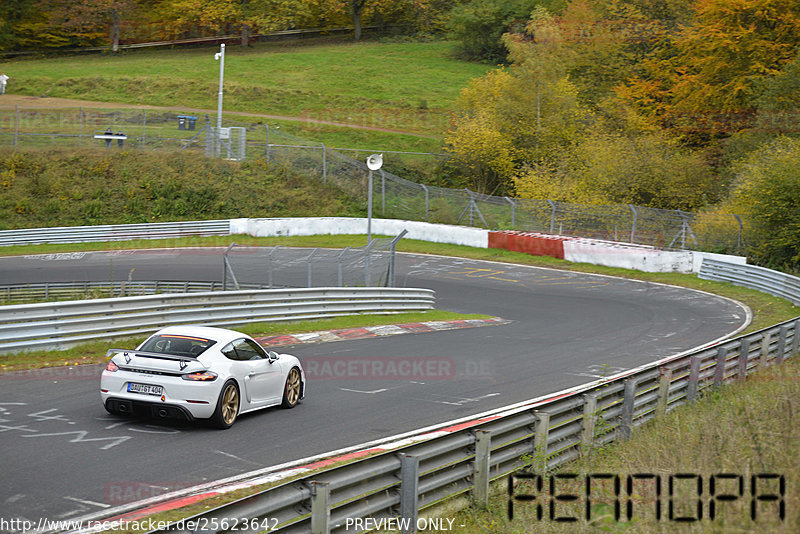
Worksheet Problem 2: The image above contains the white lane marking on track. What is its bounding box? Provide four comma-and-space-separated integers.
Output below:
427, 392, 500, 406
339, 387, 389, 394
64, 496, 110, 508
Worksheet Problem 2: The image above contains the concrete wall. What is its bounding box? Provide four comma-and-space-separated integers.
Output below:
230, 217, 490, 248
229, 218, 745, 274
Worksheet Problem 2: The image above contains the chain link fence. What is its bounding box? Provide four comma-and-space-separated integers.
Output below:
223, 233, 406, 290
0, 105, 743, 252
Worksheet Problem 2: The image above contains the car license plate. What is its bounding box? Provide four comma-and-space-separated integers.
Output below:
128, 382, 164, 396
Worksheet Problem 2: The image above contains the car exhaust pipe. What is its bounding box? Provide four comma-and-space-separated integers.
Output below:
158, 409, 168, 418
118, 403, 128, 413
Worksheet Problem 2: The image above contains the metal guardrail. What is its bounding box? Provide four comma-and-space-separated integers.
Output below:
0, 280, 264, 303
0, 220, 230, 246
0, 287, 435, 354
699, 258, 800, 306
132, 262, 799, 534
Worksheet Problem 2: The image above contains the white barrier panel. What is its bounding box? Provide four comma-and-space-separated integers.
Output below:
230, 218, 490, 249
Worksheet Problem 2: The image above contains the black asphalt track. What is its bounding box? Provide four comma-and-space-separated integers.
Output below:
0, 249, 748, 527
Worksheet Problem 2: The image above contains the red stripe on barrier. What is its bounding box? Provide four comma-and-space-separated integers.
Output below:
489, 231, 566, 260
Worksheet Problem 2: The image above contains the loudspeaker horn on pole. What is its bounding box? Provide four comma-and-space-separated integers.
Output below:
366, 153, 383, 170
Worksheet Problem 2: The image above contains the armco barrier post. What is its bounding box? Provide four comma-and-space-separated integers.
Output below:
533, 411, 550, 474
758, 332, 771, 370
581, 393, 598, 454
473, 430, 491, 507
657, 368, 672, 417
738, 338, 751, 380
714, 346, 727, 386
687, 355, 700, 402
619, 378, 636, 440
793, 319, 800, 356
310, 481, 330, 534
400, 453, 419, 534
777, 326, 788, 364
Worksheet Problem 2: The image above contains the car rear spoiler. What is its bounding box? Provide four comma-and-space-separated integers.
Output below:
105, 349, 200, 369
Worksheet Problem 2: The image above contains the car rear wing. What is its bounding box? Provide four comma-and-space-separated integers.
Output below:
105, 349, 200, 369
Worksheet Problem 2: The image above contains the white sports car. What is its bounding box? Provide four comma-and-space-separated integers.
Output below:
100, 326, 305, 429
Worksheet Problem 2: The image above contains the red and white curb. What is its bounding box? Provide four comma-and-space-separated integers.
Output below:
254, 318, 511, 348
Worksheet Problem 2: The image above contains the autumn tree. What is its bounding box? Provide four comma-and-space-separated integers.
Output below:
619, 0, 800, 135
39, 0, 139, 51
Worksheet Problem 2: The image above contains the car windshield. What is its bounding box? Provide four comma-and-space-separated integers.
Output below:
139, 334, 216, 357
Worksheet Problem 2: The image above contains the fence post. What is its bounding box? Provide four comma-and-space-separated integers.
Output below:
322, 144, 327, 183
793, 319, 800, 356
619, 378, 636, 440
687, 355, 701, 402
473, 429, 491, 507
758, 332, 771, 370
657, 367, 672, 417
78, 107, 83, 146
533, 411, 550, 474
581, 393, 597, 454
628, 204, 638, 244
546, 199, 556, 234
421, 184, 429, 222
381, 169, 386, 216
141, 109, 146, 149
310, 481, 330, 534
738, 338, 751, 380
777, 326, 788, 364
505, 197, 516, 228
307, 248, 318, 288
713, 346, 727, 386
399, 453, 419, 534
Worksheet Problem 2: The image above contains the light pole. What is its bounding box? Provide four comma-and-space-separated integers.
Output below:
365, 154, 383, 243
214, 43, 226, 145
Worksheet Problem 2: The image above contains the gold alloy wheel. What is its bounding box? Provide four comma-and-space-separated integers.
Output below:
221, 383, 239, 425
284, 368, 301, 407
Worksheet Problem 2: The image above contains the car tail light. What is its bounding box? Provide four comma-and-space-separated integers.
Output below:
106, 361, 119, 372
182, 370, 218, 381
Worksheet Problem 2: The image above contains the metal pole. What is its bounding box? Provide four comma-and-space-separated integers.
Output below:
216, 43, 225, 133
399, 454, 419, 534
713, 346, 727, 386
141, 109, 146, 149
619, 378, 636, 440
322, 144, 327, 183
581, 393, 597, 454
310, 481, 330, 534
533, 411, 550, 474
656, 367, 672, 417
687, 355, 700, 402
629, 204, 637, 244
505, 196, 516, 228
380, 169, 385, 216
421, 184, 429, 222
738, 338, 751, 380
546, 199, 556, 234
367, 169, 373, 243
474, 429, 491, 507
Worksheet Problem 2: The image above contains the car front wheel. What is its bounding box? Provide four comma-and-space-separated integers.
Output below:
211, 380, 239, 429
281, 368, 302, 408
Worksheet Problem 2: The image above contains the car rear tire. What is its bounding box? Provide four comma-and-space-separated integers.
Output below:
211, 380, 239, 429
281, 368, 302, 408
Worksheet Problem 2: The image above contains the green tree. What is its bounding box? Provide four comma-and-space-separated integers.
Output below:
728, 137, 800, 270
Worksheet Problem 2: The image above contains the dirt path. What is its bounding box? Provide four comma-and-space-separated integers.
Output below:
0, 93, 440, 138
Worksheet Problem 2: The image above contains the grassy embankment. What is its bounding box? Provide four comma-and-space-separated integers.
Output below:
1, 39, 493, 175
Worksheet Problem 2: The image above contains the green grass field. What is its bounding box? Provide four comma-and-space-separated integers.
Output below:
5, 39, 492, 137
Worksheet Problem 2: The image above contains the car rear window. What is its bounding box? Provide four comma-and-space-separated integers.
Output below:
140, 334, 216, 357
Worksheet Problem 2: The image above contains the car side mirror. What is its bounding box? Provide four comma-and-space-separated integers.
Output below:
268, 351, 279, 362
